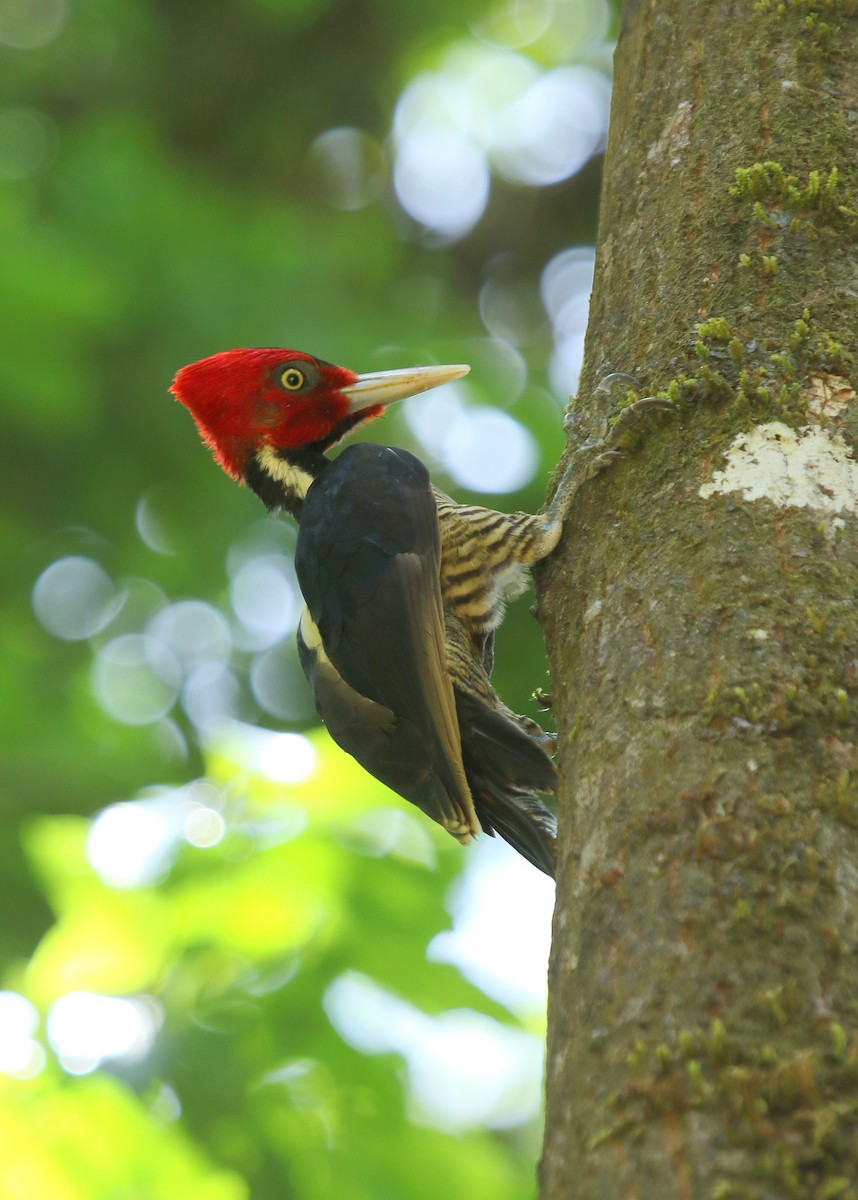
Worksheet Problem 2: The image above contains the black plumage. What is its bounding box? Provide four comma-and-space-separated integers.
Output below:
295, 443, 557, 874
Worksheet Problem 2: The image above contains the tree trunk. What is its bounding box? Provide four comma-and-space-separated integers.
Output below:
538, 2, 858, 1196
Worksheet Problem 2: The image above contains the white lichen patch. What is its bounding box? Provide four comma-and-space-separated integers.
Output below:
583, 598, 603, 626
647, 99, 691, 167
699, 421, 858, 514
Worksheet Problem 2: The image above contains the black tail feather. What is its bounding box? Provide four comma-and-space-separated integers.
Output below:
468, 707, 558, 792
455, 691, 558, 877
475, 788, 557, 877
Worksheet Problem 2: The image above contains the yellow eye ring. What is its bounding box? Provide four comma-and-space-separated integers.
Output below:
280, 367, 305, 391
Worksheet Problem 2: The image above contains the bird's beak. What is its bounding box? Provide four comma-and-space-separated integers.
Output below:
342, 363, 470, 414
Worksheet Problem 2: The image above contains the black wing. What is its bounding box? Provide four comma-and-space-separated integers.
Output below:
295, 444, 478, 840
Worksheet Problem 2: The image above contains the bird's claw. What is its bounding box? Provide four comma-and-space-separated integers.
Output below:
581, 397, 675, 468
592, 448, 625, 468
594, 371, 640, 394
564, 373, 639, 437
628, 396, 677, 413
609, 395, 677, 439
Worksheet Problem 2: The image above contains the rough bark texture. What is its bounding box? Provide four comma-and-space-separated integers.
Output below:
538, 2, 858, 1197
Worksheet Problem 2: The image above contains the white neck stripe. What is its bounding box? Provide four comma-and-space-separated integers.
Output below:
256, 445, 316, 502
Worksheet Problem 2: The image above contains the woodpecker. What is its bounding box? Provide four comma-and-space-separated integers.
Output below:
172, 348, 670, 876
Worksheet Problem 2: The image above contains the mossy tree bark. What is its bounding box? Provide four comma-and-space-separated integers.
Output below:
538, 2, 858, 1197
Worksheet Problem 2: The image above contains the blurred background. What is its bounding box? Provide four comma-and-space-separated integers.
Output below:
1, 0, 616, 1195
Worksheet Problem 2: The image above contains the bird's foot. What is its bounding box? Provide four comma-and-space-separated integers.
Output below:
549, 391, 676, 524
564, 371, 642, 438
515, 708, 558, 756
538, 731, 558, 757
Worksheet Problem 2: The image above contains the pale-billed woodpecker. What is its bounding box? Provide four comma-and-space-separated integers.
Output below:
172, 348, 669, 876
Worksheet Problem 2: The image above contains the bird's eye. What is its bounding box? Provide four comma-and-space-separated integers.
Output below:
280, 367, 306, 391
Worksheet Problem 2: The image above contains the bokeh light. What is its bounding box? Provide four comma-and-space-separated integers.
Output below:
87, 780, 227, 887
91, 632, 182, 725
148, 599, 233, 668
542, 245, 597, 398
350, 808, 437, 867
96, 577, 168, 640
325, 972, 543, 1131
541, 245, 596, 329
470, 0, 553, 49
87, 796, 175, 887
441, 407, 538, 493
457, 337, 530, 406
183, 803, 225, 849
0, 992, 44, 1078
403, 377, 539, 494
491, 66, 610, 185
230, 554, 298, 649
431, 837, 555, 1012
182, 660, 241, 732
0, 106, 56, 180
393, 126, 490, 242
308, 126, 387, 211
479, 272, 547, 347
135, 490, 178, 555
225, 518, 297, 576
254, 730, 317, 785
47, 992, 162, 1075
250, 639, 316, 721
390, 39, 611, 240
32, 556, 119, 641
401, 387, 467, 459
0, 0, 67, 49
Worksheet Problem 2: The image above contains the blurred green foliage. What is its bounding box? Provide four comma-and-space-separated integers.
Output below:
0, 0, 613, 1196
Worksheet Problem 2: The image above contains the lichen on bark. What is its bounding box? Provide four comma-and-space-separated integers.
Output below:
537, 2, 858, 1197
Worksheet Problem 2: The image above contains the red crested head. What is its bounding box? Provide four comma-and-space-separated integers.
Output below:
171, 348, 470, 482
171, 348, 359, 481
